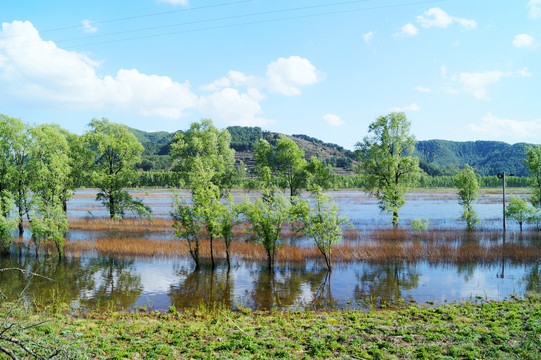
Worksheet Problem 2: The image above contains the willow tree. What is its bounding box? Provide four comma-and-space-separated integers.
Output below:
455, 164, 480, 231
355, 112, 420, 228
170, 119, 235, 269
525, 145, 541, 207
83, 118, 149, 219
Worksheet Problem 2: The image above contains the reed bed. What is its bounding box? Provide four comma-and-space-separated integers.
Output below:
68, 217, 173, 233
60, 230, 541, 264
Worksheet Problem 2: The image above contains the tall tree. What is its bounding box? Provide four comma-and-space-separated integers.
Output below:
240, 190, 291, 271
83, 118, 149, 219
355, 112, 420, 228
455, 164, 480, 231
525, 145, 541, 207
27, 124, 72, 256
170, 118, 235, 192
254, 135, 308, 198
170, 119, 235, 269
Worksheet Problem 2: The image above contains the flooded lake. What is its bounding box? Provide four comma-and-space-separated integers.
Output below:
1, 189, 540, 311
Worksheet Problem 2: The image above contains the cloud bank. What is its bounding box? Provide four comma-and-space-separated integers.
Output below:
0, 21, 323, 127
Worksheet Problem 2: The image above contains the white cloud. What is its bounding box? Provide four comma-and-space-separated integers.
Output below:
323, 114, 345, 127
441, 65, 448, 78
390, 103, 421, 112
266, 56, 323, 96
0, 21, 197, 117
157, 0, 189, 6
513, 33, 536, 48
198, 88, 269, 126
81, 20, 97, 33
453, 69, 531, 100
413, 86, 431, 93
395, 23, 418, 37
417, 7, 476, 30
0, 21, 322, 127
468, 113, 541, 142
200, 77, 231, 92
363, 30, 375, 44
528, 0, 541, 18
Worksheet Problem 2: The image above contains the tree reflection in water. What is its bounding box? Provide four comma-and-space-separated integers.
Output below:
0, 255, 143, 310
354, 262, 419, 307
85, 257, 143, 309
169, 265, 233, 309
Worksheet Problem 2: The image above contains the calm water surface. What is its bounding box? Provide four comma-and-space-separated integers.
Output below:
1, 189, 539, 311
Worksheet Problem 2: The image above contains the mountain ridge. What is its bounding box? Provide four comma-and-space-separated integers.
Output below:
127, 126, 537, 177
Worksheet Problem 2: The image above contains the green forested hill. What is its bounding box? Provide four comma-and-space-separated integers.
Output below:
414, 140, 533, 177
128, 126, 536, 176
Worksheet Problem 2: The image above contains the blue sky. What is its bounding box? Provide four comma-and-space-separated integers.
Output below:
1, 0, 540, 149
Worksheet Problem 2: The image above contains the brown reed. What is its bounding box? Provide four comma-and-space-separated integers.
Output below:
60, 229, 541, 265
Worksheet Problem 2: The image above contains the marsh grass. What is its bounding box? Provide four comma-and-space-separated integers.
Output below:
58, 227, 541, 264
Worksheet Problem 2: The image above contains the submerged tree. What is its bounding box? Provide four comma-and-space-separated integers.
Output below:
291, 188, 350, 271
455, 164, 480, 231
254, 135, 308, 198
355, 112, 420, 228
83, 118, 150, 219
525, 145, 541, 207
28, 124, 72, 256
171, 119, 235, 269
506, 196, 530, 232
240, 191, 291, 271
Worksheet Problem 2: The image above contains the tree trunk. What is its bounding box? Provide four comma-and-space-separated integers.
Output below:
109, 194, 115, 218
226, 247, 231, 270
210, 234, 215, 269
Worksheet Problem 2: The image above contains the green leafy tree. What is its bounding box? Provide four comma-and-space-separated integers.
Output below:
506, 196, 531, 232
172, 194, 202, 270
217, 195, 239, 270
355, 112, 420, 228
240, 191, 291, 270
27, 124, 73, 256
83, 118, 149, 219
275, 135, 308, 198
455, 164, 480, 231
0, 193, 17, 256
0, 115, 32, 234
291, 189, 350, 270
170, 119, 236, 269
171, 119, 235, 192
306, 157, 333, 190
525, 145, 541, 207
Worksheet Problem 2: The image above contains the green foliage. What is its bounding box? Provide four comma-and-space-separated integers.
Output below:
306, 157, 333, 190
83, 118, 147, 219
29, 199, 69, 256
254, 135, 309, 197
240, 190, 291, 270
171, 119, 235, 192
415, 139, 532, 176
411, 218, 429, 232
171, 193, 202, 269
455, 164, 480, 231
355, 112, 420, 228
291, 189, 350, 270
0, 193, 17, 255
216, 196, 239, 269
525, 145, 541, 207
227, 126, 263, 151
505, 196, 531, 231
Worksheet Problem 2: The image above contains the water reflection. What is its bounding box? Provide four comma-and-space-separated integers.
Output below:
354, 263, 420, 305
169, 266, 233, 309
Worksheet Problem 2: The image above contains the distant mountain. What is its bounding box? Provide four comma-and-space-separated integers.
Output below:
414, 140, 532, 177
128, 126, 536, 176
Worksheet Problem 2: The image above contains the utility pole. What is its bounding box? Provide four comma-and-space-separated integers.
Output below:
497, 171, 514, 232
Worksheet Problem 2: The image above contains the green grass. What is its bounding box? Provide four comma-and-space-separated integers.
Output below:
2, 299, 541, 359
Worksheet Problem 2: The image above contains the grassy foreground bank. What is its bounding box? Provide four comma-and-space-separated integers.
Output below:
2, 298, 541, 359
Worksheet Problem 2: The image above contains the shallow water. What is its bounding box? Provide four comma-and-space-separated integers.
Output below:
1, 189, 539, 311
